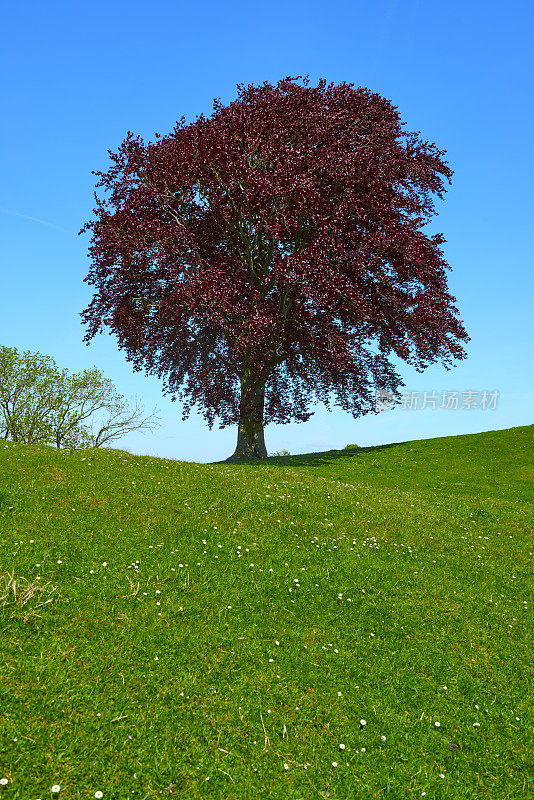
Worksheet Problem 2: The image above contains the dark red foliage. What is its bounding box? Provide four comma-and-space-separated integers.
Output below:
79, 75, 469, 432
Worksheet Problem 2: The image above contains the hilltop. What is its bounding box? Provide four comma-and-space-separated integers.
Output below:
0, 425, 532, 799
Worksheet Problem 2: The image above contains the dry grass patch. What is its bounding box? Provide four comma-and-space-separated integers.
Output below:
0, 569, 62, 622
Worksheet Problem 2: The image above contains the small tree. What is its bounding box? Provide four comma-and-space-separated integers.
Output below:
0, 345, 160, 449
47, 366, 161, 449
0, 347, 59, 444
80, 75, 469, 461
89, 394, 161, 448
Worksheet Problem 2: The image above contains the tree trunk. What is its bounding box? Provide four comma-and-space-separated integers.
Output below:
226, 369, 267, 461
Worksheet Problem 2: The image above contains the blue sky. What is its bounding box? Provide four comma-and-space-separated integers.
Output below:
1, 0, 532, 462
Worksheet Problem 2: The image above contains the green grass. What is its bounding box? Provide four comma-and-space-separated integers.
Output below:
0, 424, 532, 799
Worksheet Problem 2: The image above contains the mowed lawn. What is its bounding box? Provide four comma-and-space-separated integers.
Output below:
0, 425, 532, 799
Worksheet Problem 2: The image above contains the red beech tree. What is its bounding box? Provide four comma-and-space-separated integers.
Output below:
79, 75, 469, 461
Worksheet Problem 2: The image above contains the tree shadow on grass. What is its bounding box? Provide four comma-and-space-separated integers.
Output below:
211, 441, 403, 468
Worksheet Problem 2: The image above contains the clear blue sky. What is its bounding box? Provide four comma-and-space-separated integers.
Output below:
1, 0, 532, 462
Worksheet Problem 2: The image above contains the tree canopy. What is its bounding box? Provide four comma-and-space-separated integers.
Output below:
80, 75, 469, 459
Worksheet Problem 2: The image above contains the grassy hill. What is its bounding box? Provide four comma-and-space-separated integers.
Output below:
0, 425, 532, 799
